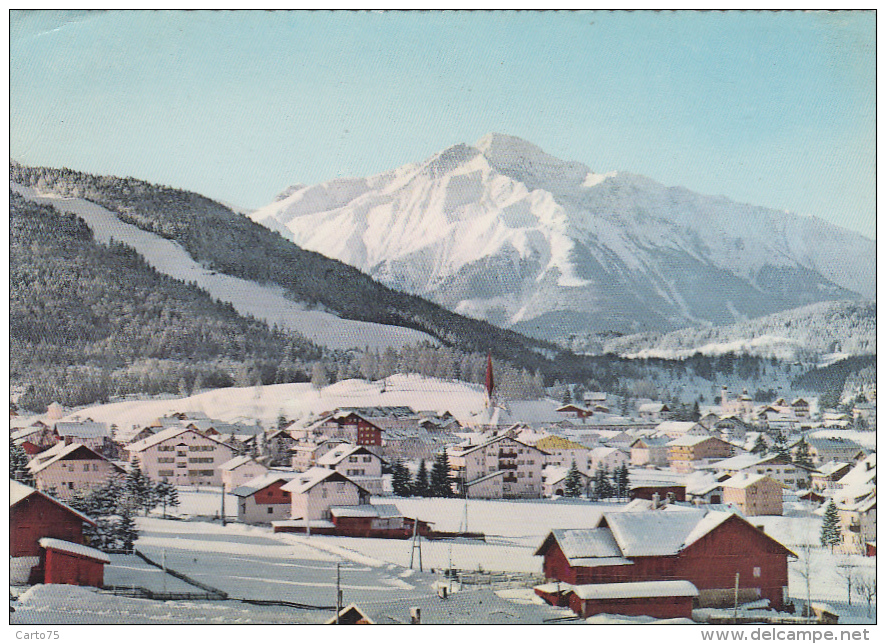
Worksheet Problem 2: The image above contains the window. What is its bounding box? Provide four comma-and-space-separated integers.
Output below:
68, 482, 75, 490
268, 507, 274, 514
92, 464, 98, 471
363, 456, 371, 462
322, 488, 328, 498
158, 470, 174, 477
753, 567, 761, 578
349, 456, 358, 462
201, 470, 214, 476
177, 463, 187, 468
83, 464, 90, 471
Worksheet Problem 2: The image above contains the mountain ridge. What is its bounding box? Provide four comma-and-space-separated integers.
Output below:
251, 133, 874, 342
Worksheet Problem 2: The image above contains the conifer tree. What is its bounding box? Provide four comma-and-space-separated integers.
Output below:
430, 451, 453, 497
793, 437, 814, 469
564, 461, 583, 498
751, 434, 769, 455
391, 459, 412, 497
116, 508, 138, 553
820, 500, 842, 551
616, 463, 630, 500
155, 480, 180, 519
413, 459, 430, 497
10, 437, 35, 486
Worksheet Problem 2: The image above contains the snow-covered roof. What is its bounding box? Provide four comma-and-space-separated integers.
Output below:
720, 473, 774, 490
231, 471, 299, 497
454, 433, 547, 457
629, 435, 671, 448
317, 443, 377, 466
53, 421, 109, 439
682, 511, 739, 548
39, 537, 110, 563
815, 461, 851, 477
127, 426, 231, 452
540, 528, 625, 561
271, 519, 336, 529
10, 479, 95, 525
590, 446, 623, 459
638, 403, 669, 413
218, 455, 266, 472
280, 467, 367, 495
29, 442, 120, 475
710, 453, 764, 471
571, 580, 698, 600
329, 503, 403, 519
535, 435, 588, 451
667, 435, 717, 447
600, 509, 708, 557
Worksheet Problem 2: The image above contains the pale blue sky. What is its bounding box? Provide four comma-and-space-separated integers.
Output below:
9, 10, 876, 239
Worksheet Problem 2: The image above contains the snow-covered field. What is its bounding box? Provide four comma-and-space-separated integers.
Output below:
48, 374, 488, 430
11, 182, 436, 351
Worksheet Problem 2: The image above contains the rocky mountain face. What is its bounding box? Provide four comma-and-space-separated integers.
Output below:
251, 133, 874, 342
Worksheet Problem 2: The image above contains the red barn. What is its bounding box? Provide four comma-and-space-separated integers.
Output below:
10, 480, 101, 586
567, 580, 698, 619
39, 538, 110, 587
535, 508, 796, 611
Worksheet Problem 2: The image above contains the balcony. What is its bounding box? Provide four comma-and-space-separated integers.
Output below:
503, 475, 518, 483
499, 462, 518, 470
499, 451, 518, 459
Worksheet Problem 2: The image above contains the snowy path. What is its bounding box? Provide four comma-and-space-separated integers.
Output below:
11, 181, 436, 351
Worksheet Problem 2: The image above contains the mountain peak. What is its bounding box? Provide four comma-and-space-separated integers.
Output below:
473, 133, 589, 192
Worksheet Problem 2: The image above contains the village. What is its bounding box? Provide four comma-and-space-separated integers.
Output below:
8, 364, 877, 626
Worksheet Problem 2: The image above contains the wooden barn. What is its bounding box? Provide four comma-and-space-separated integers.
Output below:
566, 580, 699, 619
10, 480, 103, 586
39, 538, 110, 587
535, 508, 796, 611
630, 484, 686, 503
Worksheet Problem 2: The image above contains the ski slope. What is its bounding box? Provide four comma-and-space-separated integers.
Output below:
11, 182, 437, 351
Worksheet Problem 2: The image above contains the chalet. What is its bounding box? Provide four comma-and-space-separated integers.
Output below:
720, 473, 783, 516
126, 426, 237, 487
317, 443, 385, 496
448, 434, 548, 499
698, 412, 722, 429
653, 421, 708, 439
28, 442, 125, 499
810, 461, 853, 491
589, 446, 629, 474
637, 403, 670, 422
543, 466, 592, 497
232, 471, 298, 524
12, 424, 58, 452
219, 455, 269, 492
800, 437, 866, 466
711, 453, 812, 491
556, 404, 593, 420
53, 420, 110, 451
790, 398, 811, 420
535, 508, 796, 610
291, 438, 349, 472
308, 411, 383, 447
10, 480, 103, 586
328, 503, 414, 537
668, 435, 735, 473
536, 435, 591, 473
629, 435, 671, 467
835, 491, 876, 555
280, 467, 371, 524
630, 483, 686, 503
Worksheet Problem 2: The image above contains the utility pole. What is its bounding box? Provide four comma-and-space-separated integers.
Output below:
220, 483, 226, 527
335, 562, 342, 624
162, 549, 167, 594
409, 517, 423, 571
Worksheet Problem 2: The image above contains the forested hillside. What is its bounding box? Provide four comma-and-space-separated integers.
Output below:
10, 164, 562, 370
10, 191, 324, 411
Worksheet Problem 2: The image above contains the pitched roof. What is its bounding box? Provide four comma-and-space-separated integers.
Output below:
218, 454, 266, 472
53, 421, 109, 439
535, 436, 588, 451
127, 426, 232, 452
317, 443, 380, 466
231, 471, 300, 497
280, 467, 368, 495
600, 510, 709, 557
455, 434, 548, 457
29, 442, 123, 475
10, 479, 96, 525
329, 503, 403, 519
39, 537, 110, 563
571, 580, 698, 600
535, 528, 626, 562
667, 435, 719, 447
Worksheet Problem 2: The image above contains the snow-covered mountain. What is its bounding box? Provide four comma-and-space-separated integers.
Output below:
251, 133, 874, 341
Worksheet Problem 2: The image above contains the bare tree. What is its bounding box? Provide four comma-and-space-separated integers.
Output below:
792, 542, 817, 620
853, 569, 876, 618
836, 557, 857, 606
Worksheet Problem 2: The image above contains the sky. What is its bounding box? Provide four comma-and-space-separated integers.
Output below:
9, 10, 876, 239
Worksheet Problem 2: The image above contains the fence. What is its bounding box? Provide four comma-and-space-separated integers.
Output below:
457, 571, 547, 588
100, 585, 222, 601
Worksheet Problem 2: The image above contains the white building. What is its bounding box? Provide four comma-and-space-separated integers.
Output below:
448, 434, 547, 499
281, 467, 371, 522
126, 426, 237, 486
219, 455, 269, 492
316, 443, 385, 496
231, 471, 299, 524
